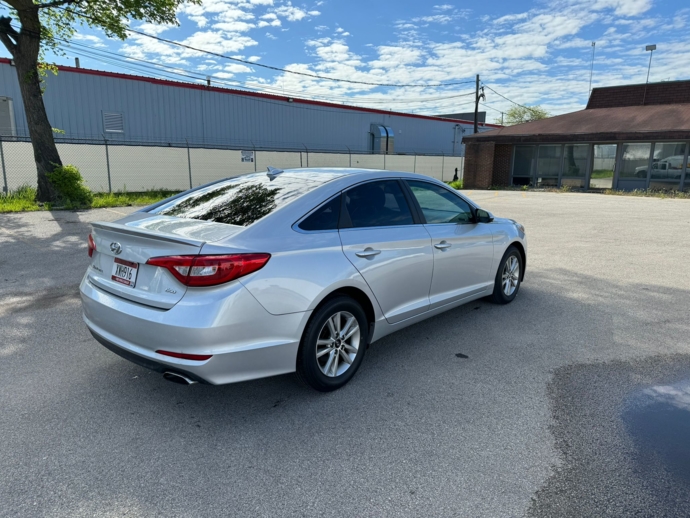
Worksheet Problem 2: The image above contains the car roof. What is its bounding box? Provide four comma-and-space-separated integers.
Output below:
274, 167, 443, 181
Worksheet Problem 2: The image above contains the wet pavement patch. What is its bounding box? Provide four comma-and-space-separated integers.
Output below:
623, 380, 690, 484
529, 355, 690, 518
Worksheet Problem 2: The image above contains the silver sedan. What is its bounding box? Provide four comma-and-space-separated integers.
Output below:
81, 168, 527, 391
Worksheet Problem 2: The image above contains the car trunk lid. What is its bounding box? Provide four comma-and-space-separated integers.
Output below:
87, 216, 244, 309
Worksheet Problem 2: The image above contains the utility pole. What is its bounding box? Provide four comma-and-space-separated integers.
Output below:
589, 42, 596, 96
473, 74, 485, 134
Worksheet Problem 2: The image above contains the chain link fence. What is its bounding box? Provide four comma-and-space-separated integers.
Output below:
0, 136, 464, 194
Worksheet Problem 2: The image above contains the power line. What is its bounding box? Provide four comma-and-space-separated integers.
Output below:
51, 34, 479, 105
3, 18, 479, 106
65, 42, 477, 105
481, 83, 530, 110
29, 42, 475, 119
52, 6, 476, 89
479, 101, 504, 113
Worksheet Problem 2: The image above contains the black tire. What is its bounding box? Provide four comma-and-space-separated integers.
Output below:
296, 296, 368, 392
490, 246, 523, 304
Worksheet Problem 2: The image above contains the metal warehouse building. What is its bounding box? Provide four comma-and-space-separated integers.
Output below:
0, 58, 496, 155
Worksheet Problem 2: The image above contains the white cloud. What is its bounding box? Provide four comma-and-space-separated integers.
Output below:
188, 15, 208, 27
258, 19, 281, 28
224, 63, 253, 73
213, 21, 256, 32
72, 34, 107, 48
136, 22, 175, 36
181, 31, 258, 55
273, 2, 320, 21
590, 0, 652, 17
413, 14, 453, 24
105, 0, 687, 117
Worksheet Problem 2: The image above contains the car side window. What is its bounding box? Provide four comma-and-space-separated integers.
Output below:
406, 180, 474, 224
298, 195, 341, 231
343, 180, 414, 228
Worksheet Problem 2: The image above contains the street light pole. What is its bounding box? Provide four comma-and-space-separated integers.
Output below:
643, 44, 657, 106
645, 44, 656, 84
588, 42, 596, 96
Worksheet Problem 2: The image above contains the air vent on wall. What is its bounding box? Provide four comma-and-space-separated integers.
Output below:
102, 112, 124, 133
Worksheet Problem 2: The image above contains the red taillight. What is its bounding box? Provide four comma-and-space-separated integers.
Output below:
156, 350, 212, 361
87, 234, 96, 258
146, 253, 270, 287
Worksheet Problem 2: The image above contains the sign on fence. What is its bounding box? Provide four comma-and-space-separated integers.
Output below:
241, 150, 254, 163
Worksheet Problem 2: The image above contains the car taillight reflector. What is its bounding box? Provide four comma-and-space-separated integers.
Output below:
146, 253, 270, 287
156, 350, 212, 361
87, 234, 96, 257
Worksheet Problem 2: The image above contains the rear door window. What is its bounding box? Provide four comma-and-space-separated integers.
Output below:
343, 180, 414, 228
152, 171, 343, 227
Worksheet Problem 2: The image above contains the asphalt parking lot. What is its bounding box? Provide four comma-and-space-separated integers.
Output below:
1, 190, 689, 517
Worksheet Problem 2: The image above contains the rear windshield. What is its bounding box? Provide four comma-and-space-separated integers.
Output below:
151, 172, 342, 227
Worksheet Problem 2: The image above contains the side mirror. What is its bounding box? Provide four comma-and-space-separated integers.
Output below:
476, 208, 494, 223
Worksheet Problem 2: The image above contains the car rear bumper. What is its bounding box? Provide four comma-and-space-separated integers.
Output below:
89, 328, 210, 384
81, 275, 309, 385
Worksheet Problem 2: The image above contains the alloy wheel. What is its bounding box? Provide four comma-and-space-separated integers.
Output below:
502, 255, 520, 296
316, 311, 360, 377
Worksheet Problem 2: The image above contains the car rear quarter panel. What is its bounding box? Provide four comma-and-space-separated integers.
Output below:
224, 230, 381, 317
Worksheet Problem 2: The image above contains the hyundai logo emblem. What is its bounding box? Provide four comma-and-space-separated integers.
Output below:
110, 242, 122, 255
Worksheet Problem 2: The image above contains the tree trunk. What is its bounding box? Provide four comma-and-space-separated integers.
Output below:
9, 6, 61, 202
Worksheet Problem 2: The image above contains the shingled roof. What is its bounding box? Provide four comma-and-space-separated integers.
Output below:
465, 80, 690, 143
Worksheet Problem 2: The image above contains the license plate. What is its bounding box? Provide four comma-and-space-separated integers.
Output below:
111, 258, 138, 287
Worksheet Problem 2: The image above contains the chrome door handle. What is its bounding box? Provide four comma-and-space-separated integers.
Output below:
434, 241, 451, 250
356, 248, 381, 258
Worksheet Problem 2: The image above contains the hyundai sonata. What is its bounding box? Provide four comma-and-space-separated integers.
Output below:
81, 168, 526, 391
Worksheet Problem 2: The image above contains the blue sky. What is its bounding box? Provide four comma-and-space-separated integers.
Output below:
6, 0, 690, 121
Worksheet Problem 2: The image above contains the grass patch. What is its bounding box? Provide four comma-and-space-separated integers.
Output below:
0, 185, 42, 212
0, 186, 179, 213
602, 188, 690, 199
91, 189, 180, 208
590, 169, 614, 179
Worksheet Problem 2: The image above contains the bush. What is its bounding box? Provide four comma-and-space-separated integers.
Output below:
448, 180, 463, 189
47, 164, 93, 208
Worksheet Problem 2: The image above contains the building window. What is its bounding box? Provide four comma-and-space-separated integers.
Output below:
102, 112, 124, 133
590, 144, 617, 189
536, 145, 562, 186
561, 144, 588, 188
512, 145, 535, 186
619, 143, 652, 179
649, 142, 686, 190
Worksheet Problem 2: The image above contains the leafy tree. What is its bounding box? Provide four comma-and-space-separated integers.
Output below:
0, 0, 199, 202
496, 105, 550, 126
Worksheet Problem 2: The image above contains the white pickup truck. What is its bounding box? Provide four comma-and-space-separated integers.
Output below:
634, 155, 685, 179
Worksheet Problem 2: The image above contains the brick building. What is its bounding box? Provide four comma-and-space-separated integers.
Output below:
462, 80, 690, 191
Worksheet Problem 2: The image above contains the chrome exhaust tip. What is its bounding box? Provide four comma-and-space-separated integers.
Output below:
163, 371, 198, 385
